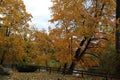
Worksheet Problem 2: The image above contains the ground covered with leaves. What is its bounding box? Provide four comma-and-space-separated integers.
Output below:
0, 71, 108, 80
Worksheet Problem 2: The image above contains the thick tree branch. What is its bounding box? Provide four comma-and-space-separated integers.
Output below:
76, 37, 91, 61
91, 37, 108, 41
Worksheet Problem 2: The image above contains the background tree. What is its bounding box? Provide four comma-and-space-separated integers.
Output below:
0, 0, 32, 34
33, 29, 54, 66
0, 0, 32, 65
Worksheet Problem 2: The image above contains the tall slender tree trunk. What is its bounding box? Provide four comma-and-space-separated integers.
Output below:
116, 0, 120, 53
115, 0, 120, 76
62, 63, 67, 75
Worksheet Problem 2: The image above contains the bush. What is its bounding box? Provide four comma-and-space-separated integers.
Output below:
96, 42, 120, 79
16, 65, 39, 72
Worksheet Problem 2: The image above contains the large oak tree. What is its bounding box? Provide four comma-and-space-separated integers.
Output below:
49, 0, 115, 74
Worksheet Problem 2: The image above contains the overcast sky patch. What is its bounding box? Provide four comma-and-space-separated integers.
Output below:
23, 0, 53, 31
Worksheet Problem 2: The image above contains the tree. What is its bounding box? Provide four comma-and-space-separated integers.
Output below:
0, 0, 32, 35
49, 26, 76, 72
0, 35, 26, 64
0, 0, 32, 65
33, 29, 54, 66
49, 0, 115, 74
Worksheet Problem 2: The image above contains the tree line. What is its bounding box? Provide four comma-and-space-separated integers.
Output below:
0, 0, 120, 74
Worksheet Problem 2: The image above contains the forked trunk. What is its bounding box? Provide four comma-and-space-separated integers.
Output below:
68, 38, 91, 74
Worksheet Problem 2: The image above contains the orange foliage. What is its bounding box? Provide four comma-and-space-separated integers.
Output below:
0, 0, 117, 69
0, 0, 32, 65
49, 0, 116, 68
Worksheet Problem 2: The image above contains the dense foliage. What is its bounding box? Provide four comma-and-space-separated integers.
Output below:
49, 0, 116, 73
0, 0, 119, 74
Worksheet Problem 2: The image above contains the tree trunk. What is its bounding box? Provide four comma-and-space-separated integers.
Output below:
0, 51, 5, 65
68, 48, 80, 74
116, 0, 120, 53
115, 0, 120, 76
68, 61, 76, 74
68, 38, 91, 74
62, 63, 67, 75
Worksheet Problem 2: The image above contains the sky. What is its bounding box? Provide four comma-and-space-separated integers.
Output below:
23, 0, 53, 31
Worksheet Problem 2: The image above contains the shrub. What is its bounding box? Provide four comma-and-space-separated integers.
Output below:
16, 65, 39, 72
97, 42, 120, 78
